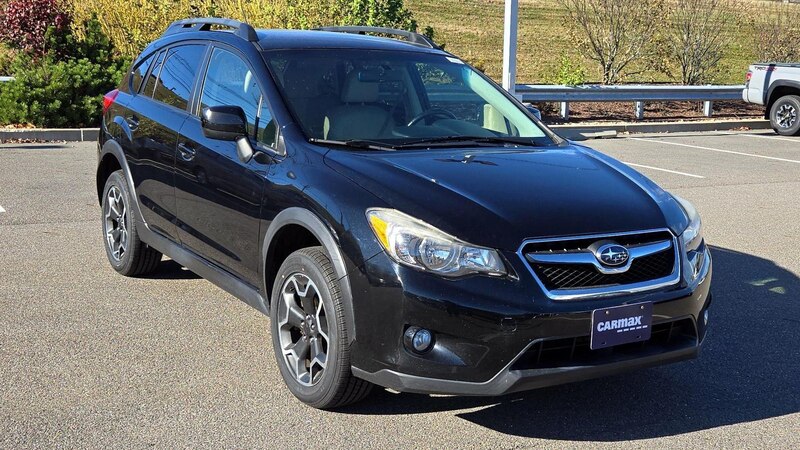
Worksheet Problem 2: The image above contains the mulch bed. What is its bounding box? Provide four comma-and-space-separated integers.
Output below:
537, 100, 764, 124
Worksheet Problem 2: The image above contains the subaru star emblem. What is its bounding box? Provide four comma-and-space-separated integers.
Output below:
596, 243, 629, 266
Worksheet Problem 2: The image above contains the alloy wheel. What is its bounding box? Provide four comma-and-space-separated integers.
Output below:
277, 273, 330, 386
104, 186, 128, 261
776, 103, 797, 129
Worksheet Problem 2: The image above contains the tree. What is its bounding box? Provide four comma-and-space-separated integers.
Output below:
665, 0, 739, 85
0, 0, 70, 58
560, 0, 664, 84
754, 2, 800, 63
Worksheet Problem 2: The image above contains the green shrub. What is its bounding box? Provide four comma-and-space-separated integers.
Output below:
0, 16, 127, 127
550, 54, 587, 85
0, 43, 16, 75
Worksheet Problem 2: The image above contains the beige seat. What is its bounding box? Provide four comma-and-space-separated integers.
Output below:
324, 72, 392, 140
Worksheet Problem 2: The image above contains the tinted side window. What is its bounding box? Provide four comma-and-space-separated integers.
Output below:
130, 53, 155, 94
143, 50, 166, 98
200, 48, 261, 136
153, 45, 206, 110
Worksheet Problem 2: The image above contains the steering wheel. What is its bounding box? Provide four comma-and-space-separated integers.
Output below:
407, 108, 458, 127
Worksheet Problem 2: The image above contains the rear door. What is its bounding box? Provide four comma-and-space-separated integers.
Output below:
174, 46, 276, 286
123, 43, 207, 240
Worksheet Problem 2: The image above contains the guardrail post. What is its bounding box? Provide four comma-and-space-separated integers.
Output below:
703, 100, 713, 117
560, 101, 569, 121
635, 101, 645, 120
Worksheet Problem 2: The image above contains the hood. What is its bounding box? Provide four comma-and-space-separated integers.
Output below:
324, 144, 688, 251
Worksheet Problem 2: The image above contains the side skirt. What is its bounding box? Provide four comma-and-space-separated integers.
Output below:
137, 217, 269, 316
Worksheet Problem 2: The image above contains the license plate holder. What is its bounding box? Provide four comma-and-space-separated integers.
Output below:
590, 302, 653, 350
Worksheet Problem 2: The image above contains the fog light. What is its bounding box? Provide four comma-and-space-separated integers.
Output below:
404, 326, 434, 353
703, 309, 709, 325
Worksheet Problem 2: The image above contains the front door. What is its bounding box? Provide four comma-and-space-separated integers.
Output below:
174, 47, 276, 286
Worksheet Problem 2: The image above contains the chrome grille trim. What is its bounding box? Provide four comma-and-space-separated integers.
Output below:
516, 228, 681, 301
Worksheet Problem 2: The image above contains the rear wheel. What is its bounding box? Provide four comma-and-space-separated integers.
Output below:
769, 95, 800, 136
101, 170, 162, 276
270, 247, 372, 409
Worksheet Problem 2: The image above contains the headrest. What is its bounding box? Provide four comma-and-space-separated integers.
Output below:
341, 71, 380, 103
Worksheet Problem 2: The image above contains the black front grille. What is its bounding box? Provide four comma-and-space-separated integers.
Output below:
523, 231, 676, 291
510, 319, 697, 371
533, 249, 675, 290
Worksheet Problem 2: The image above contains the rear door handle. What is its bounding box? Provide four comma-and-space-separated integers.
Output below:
125, 116, 139, 130
178, 143, 196, 161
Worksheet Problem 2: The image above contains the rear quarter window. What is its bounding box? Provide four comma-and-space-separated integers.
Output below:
129, 53, 156, 94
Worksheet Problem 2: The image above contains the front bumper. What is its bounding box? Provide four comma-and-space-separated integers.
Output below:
353, 336, 699, 396
347, 245, 712, 396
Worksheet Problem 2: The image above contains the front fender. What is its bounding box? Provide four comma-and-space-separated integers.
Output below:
260, 207, 357, 343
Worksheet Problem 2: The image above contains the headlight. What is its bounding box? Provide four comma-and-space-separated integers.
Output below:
366, 208, 506, 277
674, 195, 706, 283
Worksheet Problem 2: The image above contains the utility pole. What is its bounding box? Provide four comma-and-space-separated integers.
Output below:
502, 0, 519, 96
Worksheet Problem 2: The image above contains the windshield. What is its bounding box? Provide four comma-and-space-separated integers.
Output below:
265, 49, 554, 148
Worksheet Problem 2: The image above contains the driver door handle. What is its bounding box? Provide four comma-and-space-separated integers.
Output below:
178, 143, 196, 161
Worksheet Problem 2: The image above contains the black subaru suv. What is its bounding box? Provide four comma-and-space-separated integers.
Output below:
97, 18, 712, 409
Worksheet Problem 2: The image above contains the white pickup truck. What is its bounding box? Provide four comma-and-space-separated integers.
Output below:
743, 63, 800, 136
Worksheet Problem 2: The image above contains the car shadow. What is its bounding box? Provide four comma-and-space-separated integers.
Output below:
143, 259, 201, 280
0, 143, 69, 150
340, 246, 800, 441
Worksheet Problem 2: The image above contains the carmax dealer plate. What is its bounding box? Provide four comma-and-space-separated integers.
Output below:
590, 302, 652, 350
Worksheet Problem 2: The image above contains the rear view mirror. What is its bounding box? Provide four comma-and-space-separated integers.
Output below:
201, 105, 248, 141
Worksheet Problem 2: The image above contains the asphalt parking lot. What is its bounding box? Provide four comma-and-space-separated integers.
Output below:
1, 131, 798, 448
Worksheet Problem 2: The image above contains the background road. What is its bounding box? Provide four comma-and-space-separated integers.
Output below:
1, 131, 798, 448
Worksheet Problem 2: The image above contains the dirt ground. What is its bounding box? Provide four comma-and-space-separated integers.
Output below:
538, 101, 764, 124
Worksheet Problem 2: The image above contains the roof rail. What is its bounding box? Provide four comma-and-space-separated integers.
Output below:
314, 26, 440, 49
162, 18, 258, 42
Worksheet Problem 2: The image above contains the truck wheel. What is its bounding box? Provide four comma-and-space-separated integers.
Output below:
270, 247, 372, 409
770, 95, 800, 136
101, 170, 162, 276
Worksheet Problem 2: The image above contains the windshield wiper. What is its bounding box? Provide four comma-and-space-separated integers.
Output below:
392, 135, 538, 149
308, 138, 396, 151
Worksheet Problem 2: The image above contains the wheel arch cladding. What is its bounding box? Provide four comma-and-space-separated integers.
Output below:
262, 207, 357, 343
96, 152, 122, 205
766, 81, 800, 114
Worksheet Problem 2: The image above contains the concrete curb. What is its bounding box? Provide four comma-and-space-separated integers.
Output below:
0, 118, 771, 143
551, 118, 771, 140
0, 128, 99, 142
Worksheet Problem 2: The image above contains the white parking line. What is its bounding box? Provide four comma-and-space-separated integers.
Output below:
623, 162, 705, 179
629, 137, 800, 164
0, 205, 5, 213
739, 133, 800, 144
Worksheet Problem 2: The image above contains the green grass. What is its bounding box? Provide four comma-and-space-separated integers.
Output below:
406, 0, 783, 85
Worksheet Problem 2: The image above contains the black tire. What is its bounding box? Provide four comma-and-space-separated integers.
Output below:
270, 246, 372, 409
769, 94, 800, 136
101, 170, 162, 276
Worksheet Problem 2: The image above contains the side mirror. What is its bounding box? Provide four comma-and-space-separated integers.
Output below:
201, 105, 248, 141
526, 105, 542, 121
202, 105, 261, 163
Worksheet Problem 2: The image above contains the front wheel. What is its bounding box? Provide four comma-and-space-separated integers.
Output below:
270, 247, 372, 409
770, 95, 800, 136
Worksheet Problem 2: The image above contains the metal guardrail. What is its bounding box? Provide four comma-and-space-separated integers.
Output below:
515, 84, 746, 120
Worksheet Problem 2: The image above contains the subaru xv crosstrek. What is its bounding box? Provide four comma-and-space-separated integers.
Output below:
97, 18, 712, 409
